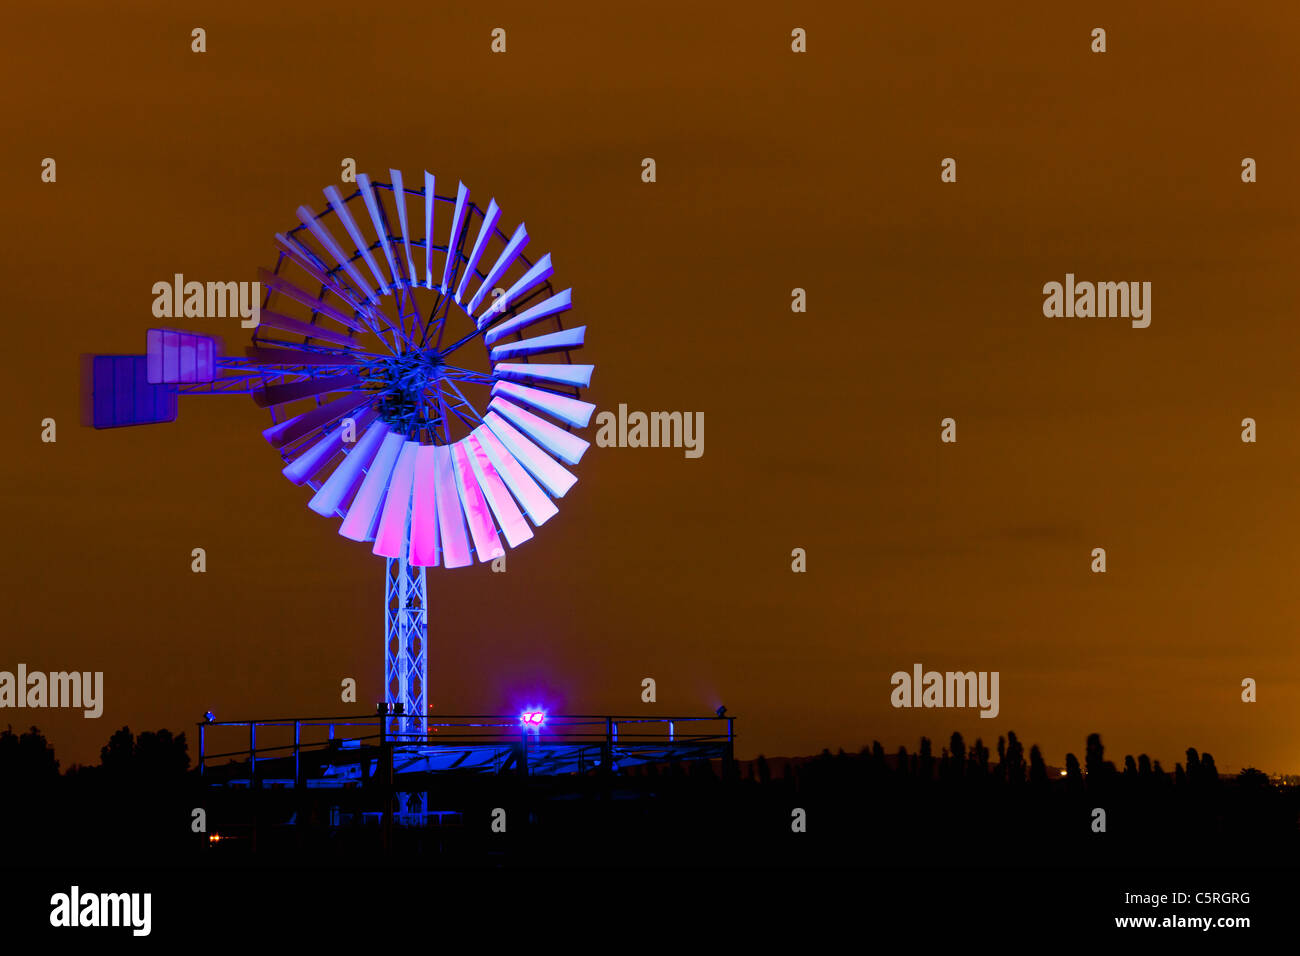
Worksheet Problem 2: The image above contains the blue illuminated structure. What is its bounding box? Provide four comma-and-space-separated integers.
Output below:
87, 171, 594, 765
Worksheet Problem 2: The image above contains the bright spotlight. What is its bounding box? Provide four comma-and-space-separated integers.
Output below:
520, 710, 546, 727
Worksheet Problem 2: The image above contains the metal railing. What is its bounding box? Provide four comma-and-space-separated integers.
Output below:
198, 712, 735, 783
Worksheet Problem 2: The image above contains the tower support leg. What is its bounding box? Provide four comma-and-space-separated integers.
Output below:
385, 554, 428, 821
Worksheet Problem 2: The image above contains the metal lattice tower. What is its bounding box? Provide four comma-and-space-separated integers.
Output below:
385, 554, 427, 737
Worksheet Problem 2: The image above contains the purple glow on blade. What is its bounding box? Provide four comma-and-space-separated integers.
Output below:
257, 268, 368, 333
470, 424, 558, 526
282, 410, 376, 485
433, 444, 473, 568
274, 233, 367, 311
451, 441, 505, 563
489, 325, 585, 361
357, 174, 402, 291
493, 363, 594, 388
408, 444, 441, 567
296, 204, 378, 303
146, 329, 217, 384
489, 397, 590, 465
391, 169, 418, 289
423, 171, 436, 289
455, 199, 501, 304
440, 182, 470, 293
484, 289, 572, 345
494, 253, 553, 316
468, 222, 529, 319
324, 185, 389, 295
491, 381, 595, 429
482, 410, 578, 500
309, 419, 389, 516
258, 308, 360, 348
253, 374, 361, 408
339, 429, 403, 541
262, 392, 371, 448
372, 440, 419, 558
463, 433, 533, 549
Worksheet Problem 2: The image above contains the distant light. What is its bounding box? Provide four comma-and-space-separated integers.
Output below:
715, 705, 727, 718
1059, 770, 1067, 777
204, 711, 215, 723
520, 710, 546, 727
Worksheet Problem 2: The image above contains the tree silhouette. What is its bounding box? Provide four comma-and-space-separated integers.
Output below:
1029, 744, 1047, 786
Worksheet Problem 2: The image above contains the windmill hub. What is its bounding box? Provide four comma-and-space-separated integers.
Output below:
366, 349, 445, 431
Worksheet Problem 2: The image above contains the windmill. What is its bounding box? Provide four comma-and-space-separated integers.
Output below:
88, 169, 594, 742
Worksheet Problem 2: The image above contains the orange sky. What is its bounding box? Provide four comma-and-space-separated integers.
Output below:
3, 1, 1298, 772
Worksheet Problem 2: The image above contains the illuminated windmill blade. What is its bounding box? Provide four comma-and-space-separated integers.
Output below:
390, 169, 418, 289
258, 309, 361, 348
482, 410, 578, 499
310, 419, 391, 517
244, 347, 363, 368
263, 392, 372, 448
484, 289, 572, 345
491, 381, 595, 428
253, 374, 362, 408
489, 397, 590, 465
324, 185, 390, 295
471, 424, 559, 525
427, 444, 472, 567
489, 325, 585, 361
450, 441, 505, 562
357, 174, 403, 291
495, 362, 593, 388
372, 440, 420, 558
440, 182, 470, 293
257, 268, 370, 333
282, 409, 378, 485
296, 205, 380, 304
481, 253, 553, 324
454, 199, 501, 304
274, 233, 369, 313
408, 444, 440, 566
340, 430, 405, 541
468, 222, 528, 319
463, 433, 533, 548
423, 171, 436, 288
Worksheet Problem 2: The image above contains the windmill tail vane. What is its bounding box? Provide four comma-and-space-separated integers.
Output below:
85, 168, 595, 740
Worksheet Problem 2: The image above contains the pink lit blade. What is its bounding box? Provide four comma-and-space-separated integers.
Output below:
482, 410, 577, 500
471, 424, 559, 525
451, 441, 504, 562
372, 440, 419, 558
464, 433, 533, 549
489, 396, 590, 465
433, 445, 473, 567
408, 444, 441, 567
491, 381, 595, 428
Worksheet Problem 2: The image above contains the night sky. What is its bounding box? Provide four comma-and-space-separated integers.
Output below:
4, 1, 1297, 773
